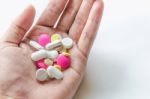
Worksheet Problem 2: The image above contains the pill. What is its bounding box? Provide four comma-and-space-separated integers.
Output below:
36, 68, 48, 81
46, 40, 62, 50
29, 40, 44, 50
46, 50, 59, 60
36, 59, 48, 69
31, 50, 47, 61
38, 34, 51, 47
54, 65, 61, 71
61, 38, 73, 49
51, 34, 62, 42
44, 58, 53, 66
62, 52, 71, 56
54, 46, 63, 52
59, 47, 67, 54
56, 54, 71, 70
47, 67, 54, 79
47, 66, 64, 79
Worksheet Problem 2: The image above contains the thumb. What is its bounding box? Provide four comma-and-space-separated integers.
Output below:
0, 5, 35, 45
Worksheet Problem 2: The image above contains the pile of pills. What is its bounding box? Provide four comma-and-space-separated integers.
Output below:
29, 34, 73, 81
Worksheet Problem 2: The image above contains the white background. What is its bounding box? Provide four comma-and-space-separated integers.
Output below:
0, 0, 150, 99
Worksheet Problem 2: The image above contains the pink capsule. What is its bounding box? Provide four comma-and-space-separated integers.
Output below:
38, 34, 51, 47
36, 59, 48, 69
56, 54, 71, 70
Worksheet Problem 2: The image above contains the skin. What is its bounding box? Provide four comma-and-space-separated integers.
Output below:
0, 0, 103, 99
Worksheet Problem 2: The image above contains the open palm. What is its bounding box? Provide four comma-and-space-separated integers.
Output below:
0, 0, 103, 99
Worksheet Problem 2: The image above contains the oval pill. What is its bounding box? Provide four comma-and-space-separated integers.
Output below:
36, 59, 48, 69
31, 50, 47, 61
36, 68, 48, 81
56, 54, 71, 70
54, 65, 62, 71
38, 34, 51, 47
44, 58, 53, 66
61, 38, 73, 49
46, 50, 59, 60
47, 66, 64, 79
51, 34, 62, 42
29, 40, 44, 50
46, 40, 62, 50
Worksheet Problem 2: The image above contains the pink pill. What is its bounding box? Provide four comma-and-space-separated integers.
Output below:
38, 34, 51, 47
36, 59, 48, 69
56, 54, 71, 70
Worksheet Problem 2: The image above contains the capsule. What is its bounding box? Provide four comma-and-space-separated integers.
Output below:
31, 50, 47, 61
29, 40, 44, 50
47, 66, 64, 79
46, 50, 59, 60
46, 40, 62, 50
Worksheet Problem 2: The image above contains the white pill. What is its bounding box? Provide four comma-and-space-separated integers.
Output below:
36, 68, 48, 81
44, 58, 53, 66
47, 67, 54, 78
31, 50, 47, 61
47, 66, 64, 79
46, 50, 58, 60
61, 38, 73, 49
46, 40, 62, 50
29, 40, 44, 50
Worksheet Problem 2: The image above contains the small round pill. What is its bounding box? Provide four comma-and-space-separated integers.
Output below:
62, 52, 71, 56
59, 48, 67, 54
56, 54, 71, 70
61, 37, 73, 49
38, 34, 51, 47
36, 68, 48, 81
36, 59, 48, 69
44, 58, 53, 66
54, 65, 62, 71
51, 34, 62, 42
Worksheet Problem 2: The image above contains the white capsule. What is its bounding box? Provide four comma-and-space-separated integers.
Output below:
36, 68, 48, 81
46, 40, 62, 50
47, 66, 64, 79
47, 67, 54, 78
46, 50, 59, 60
29, 40, 44, 50
31, 50, 47, 61
61, 38, 73, 49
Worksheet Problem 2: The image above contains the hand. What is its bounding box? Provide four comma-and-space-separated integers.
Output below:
0, 0, 103, 99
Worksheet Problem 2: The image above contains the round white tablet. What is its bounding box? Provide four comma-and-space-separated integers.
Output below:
36, 68, 48, 81
61, 38, 73, 49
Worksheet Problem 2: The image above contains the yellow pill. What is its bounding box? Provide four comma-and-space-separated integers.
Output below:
51, 34, 62, 42
44, 58, 53, 66
54, 65, 62, 71
60, 47, 67, 53
62, 52, 71, 56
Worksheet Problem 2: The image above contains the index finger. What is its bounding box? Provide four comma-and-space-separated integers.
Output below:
37, 0, 68, 27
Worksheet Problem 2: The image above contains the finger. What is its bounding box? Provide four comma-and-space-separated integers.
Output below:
37, 0, 68, 27
57, 0, 83, 32
78, 0, 104, 57
69, 0, 95, 42
0, 5, 35, 45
